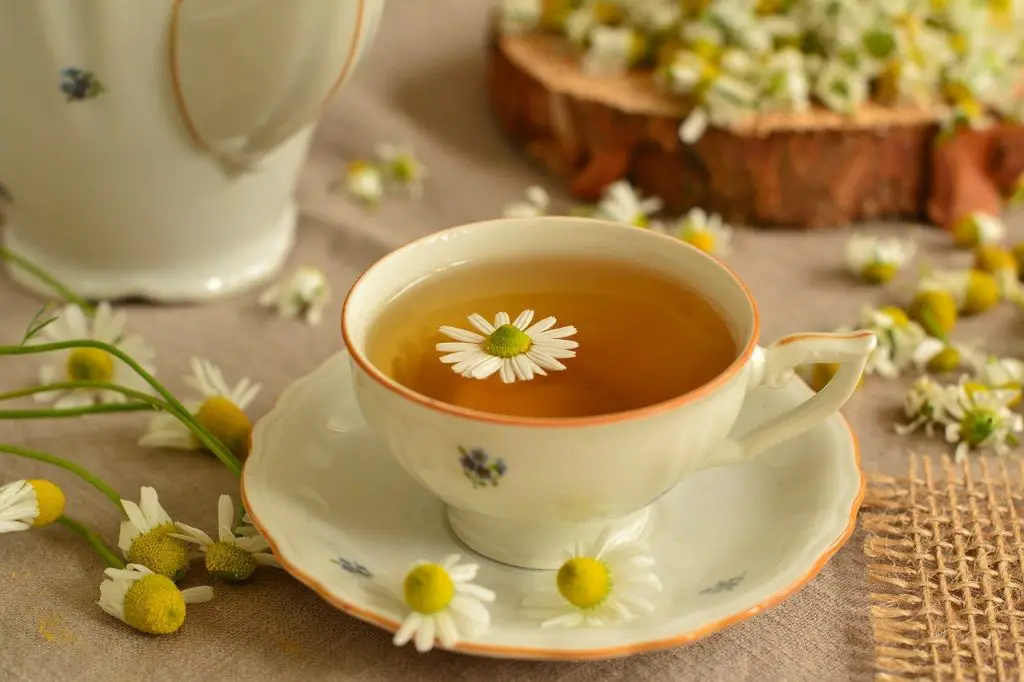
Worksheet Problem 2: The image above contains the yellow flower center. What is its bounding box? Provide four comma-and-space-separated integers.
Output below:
122, 574, 186, 635
964, 270, 1000, 315
27, 479, 65, 527
926, 347, 962, 373
909, 290, 958, 337
591, 1, 624, 24
347, 160, 373, 175
205, 541, 257, 582
65, 348, 114, 383
192, 396, 252, 460
485, 324, 533, 359
126, 523, 191, 581
949, 33, 968, 56
691, 39, 720, 64
975, 245, 1018, 275
403, 563, 455, 615
861, 262, 898, 284
557, 557, 611, 609
879, 306, 910, 327
684, 230, 716, 254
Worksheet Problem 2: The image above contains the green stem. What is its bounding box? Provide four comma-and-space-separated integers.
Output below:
0, 403, 156, 419
57, 515, 125, 569
0, 443, 124, 511
0, 246, 94, 315
0, 341, 242, 477
0, 381, 170, 407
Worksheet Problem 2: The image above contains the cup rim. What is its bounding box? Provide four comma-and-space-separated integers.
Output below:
340, 217, 761, 428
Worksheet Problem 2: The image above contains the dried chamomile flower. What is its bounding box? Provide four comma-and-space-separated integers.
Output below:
845, 234, 916, 284
342, 160, 385, 206
173, 495, 278, 582
671, 207, 731, 255
375, 144, 427, 199
259, 266, 331, 326
944, 380, 1022, 461
917, 269, 1000, 316
119, 487, 190, 581
503, 185, 550, 219
594, 180, 663, 227
908, 289, 958, 338
0, 479, 65, 533
98, 564, 213, 635
951, 212, 1005, 249
895, 376, 954, 437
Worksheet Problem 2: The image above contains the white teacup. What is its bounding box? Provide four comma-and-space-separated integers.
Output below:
341, 217, 875, 570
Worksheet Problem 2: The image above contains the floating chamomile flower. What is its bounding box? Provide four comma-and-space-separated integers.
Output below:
173, 495, 278, 582
0, 479, 65, 533
98, 564, 213, 635
944, 380, 1023, 461
370, 554, 495, 652
500, 0, 542, 34
951, 212, 1006, 248
917, 268, 1001, 315
343, 160, 385, 206
436, 310, 578, 384
139, 358, 261, 461
376, 143, 428, 198
671, 207, 731, 255
502, 185, 550, 219
31, 302, 155, 409
259, 266, 331, 326
595, 180, 663, 227
895, 376, 954, 437
521, 527, 661, 628
845, 234, 916, 284
119, 487, 190, 581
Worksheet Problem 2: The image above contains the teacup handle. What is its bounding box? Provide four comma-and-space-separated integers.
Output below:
707, 330, 876, 467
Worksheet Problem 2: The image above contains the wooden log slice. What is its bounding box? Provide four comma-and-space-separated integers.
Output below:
487, 28, 1024, 230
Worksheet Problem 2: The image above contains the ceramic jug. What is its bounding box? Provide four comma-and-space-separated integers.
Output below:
0, 0, 383, 301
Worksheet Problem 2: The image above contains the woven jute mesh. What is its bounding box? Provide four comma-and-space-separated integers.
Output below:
863, 453, 1024, 681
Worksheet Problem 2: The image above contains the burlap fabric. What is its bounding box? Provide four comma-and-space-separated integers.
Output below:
1, 2, 1023, 680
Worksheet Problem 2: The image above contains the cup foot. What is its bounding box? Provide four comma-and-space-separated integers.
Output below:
446, 506, 650, 570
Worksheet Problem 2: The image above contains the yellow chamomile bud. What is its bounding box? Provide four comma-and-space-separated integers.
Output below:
878, 306, 910, 327
975, 244, 1019, 276
98, 564, 214, 636
192, 396, 252, 460
909, 290, 958, 337
27, 479, 65, 527
926, 347, 962, 373
963, 269, 1000, 315
557, 557, 611, 609
951, 212, 1006, 249
205, 542, 257, 583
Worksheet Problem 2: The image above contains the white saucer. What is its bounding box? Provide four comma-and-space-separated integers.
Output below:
242, 352, 863, 661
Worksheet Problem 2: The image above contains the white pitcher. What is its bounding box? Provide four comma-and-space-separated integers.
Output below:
0, 0, 383, 301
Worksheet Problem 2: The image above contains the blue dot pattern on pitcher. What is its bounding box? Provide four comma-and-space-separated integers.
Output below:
60, 68, 105, 102
459, 446, 507, 488
333, 557, 372, 578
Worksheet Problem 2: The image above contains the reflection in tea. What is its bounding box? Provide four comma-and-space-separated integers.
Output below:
365, 257, 737, 418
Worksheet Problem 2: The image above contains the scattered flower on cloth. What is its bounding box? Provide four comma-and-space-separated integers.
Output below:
521, 526, 662, 627
376, 143, 428, 198
119, 487, 190, 581
342, 160, 385, 206
594, 180, 663, 227
436, 309, 578, 384
895, 375, 955, 437
259, 266, 331, 326
139, 357, 260, 460
911, 337, 975, 374
31, 302, 155, 409
967, 354, 1024, 405
98, 564, 213, 635
173, 494, 278, 582
844, 234, 916, 284
367, 554, 495, 652
951, 212, 1006, 248
0, 479, 64, 533
916, 268, 1001, 315
944, 380, 1022, 461
857, 305, 927, 378
908, 288, 959, 338
503, 185, 550, 219
665, 207, 732, 255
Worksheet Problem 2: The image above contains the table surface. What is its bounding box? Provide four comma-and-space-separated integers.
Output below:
2, 3, 1023, 680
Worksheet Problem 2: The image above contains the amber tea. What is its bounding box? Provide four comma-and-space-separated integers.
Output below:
365, 256, 737, 419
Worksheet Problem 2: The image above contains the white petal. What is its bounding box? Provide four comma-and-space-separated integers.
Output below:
513, 309, 535, 330
435, 342, 480, 353
60, 304, 89, 338
393, 612, 421, 647
493, 312, 511, 327
180, 586, 214, 604
451, 354, 493, 376
533, 325, 577, 340
440, 349, 485, 365
217, 495, 235, 544
449, 594, 491, 629
499, 359, 516, 384
455, 583, 496, 602
172, 522, 214, 547
434, 611, 460, 648
467, 314, 495, 335
414, 615, 436, 652
679, 107, 709, 144
542, 611, 585, 628
512, 354, 535, 381
54, 391, 94, 409
469, 355, 502, 379
526, 350, 567, 371
524, 317, 557, 336
251, 553, 280, 567
439, 326, 485, 343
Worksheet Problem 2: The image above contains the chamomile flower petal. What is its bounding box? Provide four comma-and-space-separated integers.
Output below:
595, 180, 663, 227
845, 234, 916, 283
670, 207, 732, 255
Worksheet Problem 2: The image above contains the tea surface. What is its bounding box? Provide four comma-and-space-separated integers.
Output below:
365, 257, 737, 418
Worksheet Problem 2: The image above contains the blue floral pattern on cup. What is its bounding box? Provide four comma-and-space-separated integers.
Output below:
332, 557, 372, 578
60, 68, 105, 102
459, 446, 507, 488
700, 573, 745, 595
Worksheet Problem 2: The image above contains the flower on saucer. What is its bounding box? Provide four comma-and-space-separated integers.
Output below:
370, 554, 495, 652
502, 185, 550, 219
500, 0, 542, 34
98, 564, 213, 635
259, 266, 331, 326
0, 479, 65, 533
139, 358, 261, 461
594, 180, 663, 227
895, 375, 955, 437
342, 160, 385, 206
944, 380, 1023, 461
670, 207, 731, 255
845, 234, 916, 284
376, 143, 428, 198
521, 526, 661, 627
32, 302, 155, 409
951, 212, 1006, 248
119, 487, 190, 581
436, 310, 578, 384
173, 494, 278, 582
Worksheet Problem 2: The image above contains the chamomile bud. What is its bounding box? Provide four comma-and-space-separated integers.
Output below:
951, 212, 1005, 249
845, 234, 915, 284
98, 564, 213, 635
963, 270, 1001, 314
909, 289, 958, 337
0, 479, 65, 533
974, 244, 1019, 276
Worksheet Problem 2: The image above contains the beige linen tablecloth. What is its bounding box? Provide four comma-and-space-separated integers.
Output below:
2, 3, 1022, 680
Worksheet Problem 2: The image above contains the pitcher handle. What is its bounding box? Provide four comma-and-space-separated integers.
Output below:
706, 330, 876, 467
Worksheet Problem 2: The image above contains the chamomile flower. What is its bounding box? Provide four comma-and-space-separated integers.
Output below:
370, 554, 495, 652
173, 495, 278, 582
139, 358, 260, 461
98, 564, 213, 635
119, 487, 190, 581
500, 0, 542, 33
521, 526, 662, 628
595, 180, 663, 226
671, 207, 732, 255
342, 160, 384, 206
760, 48, 811, 113
917, 268, 1001, 315
951, 212, 1006, 248
502, 185, 550, 219
859, 305, 927, 377
895, 375, 955, 437
912, 337, 975, 373
259, 266, 331, 326
0, 479, 65, 533
376, 144, 428, 198
31, 302, 155, 409
968, 354, 1024, 402
814, 59, 869, 114
582, 26, 645, 76
845, 234, 916, 284
436, 310, 578, 384
944, 380, 1023, 460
